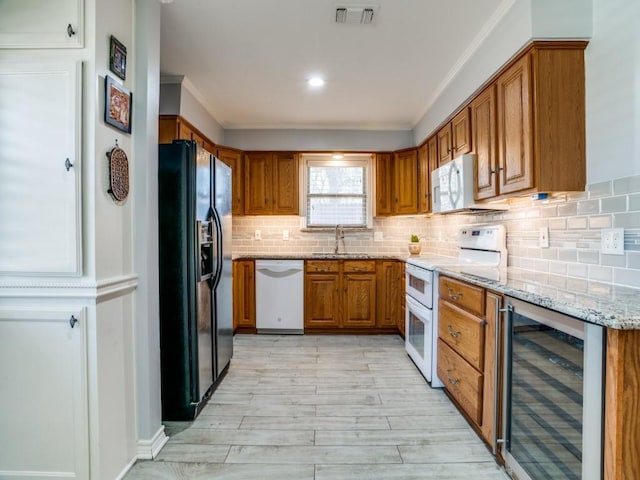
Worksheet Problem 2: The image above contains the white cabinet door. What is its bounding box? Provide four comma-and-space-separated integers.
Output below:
0, 61, 82, 275
0, 308, 88, 479
0, 0, 83, 48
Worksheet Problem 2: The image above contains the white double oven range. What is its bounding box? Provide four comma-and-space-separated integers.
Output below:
404, 225, 507, 387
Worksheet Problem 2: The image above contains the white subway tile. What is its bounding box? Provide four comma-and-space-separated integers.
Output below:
613, 175, 640, 194
589, 265, 613, 282
588, 215, 612, 229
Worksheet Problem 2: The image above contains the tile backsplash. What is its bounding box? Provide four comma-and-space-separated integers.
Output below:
233, 174, 640, 288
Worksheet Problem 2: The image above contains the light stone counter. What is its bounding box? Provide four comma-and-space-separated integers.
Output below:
436, 266, 640, 330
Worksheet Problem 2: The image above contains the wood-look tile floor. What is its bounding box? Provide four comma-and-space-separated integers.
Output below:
125, 334, 510, 479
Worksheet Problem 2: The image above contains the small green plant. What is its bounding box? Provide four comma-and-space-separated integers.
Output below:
410, 234, 420, 243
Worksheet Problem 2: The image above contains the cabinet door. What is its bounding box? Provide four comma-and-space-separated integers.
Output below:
377, 261, 399, 327
0, 61, 82, 275
417, 144, 430, 214
393, 149, 418, 215
452, 107, 472, 157
375, 153, 393, 216
0, 308, 88, 479
272, 152, 298, 215
304, 273, 340, 328
217, 148, 244, 216
0, 0, 83, 48
233, 260, 255, 329
481, 291, 500, 446
472, 85, 498, 200
398, 262, 406, 336
244, 153, 272, 214
342, 273, 376, 328
497, 55, 534, 194
437, 124, 453, 165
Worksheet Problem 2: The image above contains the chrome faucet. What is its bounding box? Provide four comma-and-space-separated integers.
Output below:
334, 224, 345, 254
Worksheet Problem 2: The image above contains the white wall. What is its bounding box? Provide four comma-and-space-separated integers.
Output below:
133, 0, 163, 452
179, 82, 225, 144
224, 128, 414, 151
585, 0, 640, 182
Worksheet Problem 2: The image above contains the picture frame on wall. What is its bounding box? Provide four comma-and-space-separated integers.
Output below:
104, 75, 132, 134
109, 35, 127, 80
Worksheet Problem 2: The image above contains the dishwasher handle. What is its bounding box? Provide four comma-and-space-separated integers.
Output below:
255, 260, 303, 277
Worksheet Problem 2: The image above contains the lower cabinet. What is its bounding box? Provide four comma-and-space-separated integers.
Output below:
233, 259, 256, 332
436, 275, 499, 447
304, 259, 403, 332
0, 307, 88, 479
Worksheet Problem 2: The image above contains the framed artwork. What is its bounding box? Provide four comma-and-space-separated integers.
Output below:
104, 75, 132, 134
109, 35, 127, 80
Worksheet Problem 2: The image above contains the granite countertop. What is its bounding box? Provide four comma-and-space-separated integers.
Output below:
234, 254, 407, 260
436, 266, 640, 330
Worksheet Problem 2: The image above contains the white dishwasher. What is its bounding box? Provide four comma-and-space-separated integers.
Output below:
255, 259, 304, 334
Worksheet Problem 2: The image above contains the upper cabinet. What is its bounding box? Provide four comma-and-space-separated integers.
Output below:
159, 115, 211, 150
418, 136, 438, 213
494, 43, 586, 197
244, 152, 298, 215
0, 61, 82, 276
375, 149, 418, 216
436, 108, 472, 166
216, 147, 244, 216
0, 0, 83, 48
471, 85, 498, 200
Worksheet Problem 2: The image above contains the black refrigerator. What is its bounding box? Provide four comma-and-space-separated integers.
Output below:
158, 140, 233, 421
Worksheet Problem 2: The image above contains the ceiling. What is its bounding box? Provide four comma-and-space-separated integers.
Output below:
159, 0, 507, 130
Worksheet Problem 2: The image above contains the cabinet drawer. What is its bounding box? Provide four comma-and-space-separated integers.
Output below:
306, 260, 339, 273
437, 338, 483, 426
343, 260, 376, 273
438, 299, 485, 371
439, 276, 485, 316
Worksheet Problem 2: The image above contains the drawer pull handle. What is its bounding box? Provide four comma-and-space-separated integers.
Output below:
447, 324, 461, 338
446, 369, 460, 385
447, 287, 463, 300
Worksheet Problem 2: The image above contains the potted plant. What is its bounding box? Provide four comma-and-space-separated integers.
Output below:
408, 234, 422, 255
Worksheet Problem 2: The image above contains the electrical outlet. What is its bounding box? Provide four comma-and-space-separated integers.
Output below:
539, 226, 550, 248
254, 229, 262, 240
282, 229, 289, 241
374, 231, 384, 242
601, 228, 624, 255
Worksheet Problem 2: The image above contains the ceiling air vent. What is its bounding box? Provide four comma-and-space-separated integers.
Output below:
334, 5, 379, 25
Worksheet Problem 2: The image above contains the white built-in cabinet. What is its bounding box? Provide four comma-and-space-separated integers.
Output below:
0, 0, 84, 48
0, 61, 82, 275
0, 308, 88, 479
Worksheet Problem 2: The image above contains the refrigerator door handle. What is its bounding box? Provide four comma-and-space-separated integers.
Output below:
209, 206, 223, 290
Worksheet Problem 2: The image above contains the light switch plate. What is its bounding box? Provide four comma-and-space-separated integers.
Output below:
601, 228, 624, 255
282, 229, 289, 241
539, 226, 550, 248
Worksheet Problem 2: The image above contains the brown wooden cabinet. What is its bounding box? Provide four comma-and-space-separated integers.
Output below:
418, 136, 438, 213
398, 262, 406, 338
376, 261, 401, 328
217, 147, 244, 216
159, 115, 214, 152
375, 149, 418, 216
496, 43, 586, 196
304, 260, 381, 330
374, 153, 393, 216
436, 108, 472, 166
471, 85, 498, 200
233, 259, 256, 332
437, 275, 499, 447
244, 152, 298, 215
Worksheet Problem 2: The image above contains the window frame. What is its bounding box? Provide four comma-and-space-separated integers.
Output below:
300, 153, 373, 229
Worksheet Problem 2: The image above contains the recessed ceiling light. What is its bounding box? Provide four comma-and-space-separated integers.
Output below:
308, 76, 325, 87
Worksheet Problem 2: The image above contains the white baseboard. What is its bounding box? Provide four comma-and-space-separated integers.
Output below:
136, 425, 169, 460
115, 455, 138, 480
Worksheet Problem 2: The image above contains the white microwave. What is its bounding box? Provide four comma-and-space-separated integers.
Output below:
431, 154, 478, 213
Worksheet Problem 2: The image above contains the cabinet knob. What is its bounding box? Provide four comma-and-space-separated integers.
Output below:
446, 369, 460, 385
447, 324, 461, 338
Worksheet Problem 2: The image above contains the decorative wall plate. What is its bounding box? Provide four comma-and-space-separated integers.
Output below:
107, 144, 129, 201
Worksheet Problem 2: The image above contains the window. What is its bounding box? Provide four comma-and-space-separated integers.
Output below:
302, 154, 372, 228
